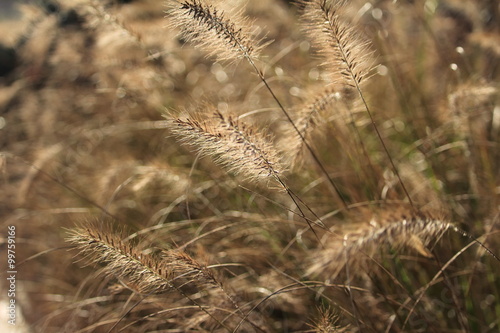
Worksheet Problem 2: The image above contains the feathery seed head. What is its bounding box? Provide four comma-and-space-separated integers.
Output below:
307, 210, 452, 278
67, 221, 219, 294
67, 221, 173, 294
166, 0, 265, 62
299, 0, 373, 87
284, 88, 345, 166
309, 307, 350, 333
167, 109, 284, 183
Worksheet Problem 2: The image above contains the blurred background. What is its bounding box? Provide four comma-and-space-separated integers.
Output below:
0, 0, 498, 332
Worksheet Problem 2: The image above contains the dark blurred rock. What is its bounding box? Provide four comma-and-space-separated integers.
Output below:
58, 8, 83, 27
0, 44, 17, 77
38, 0, 60, 14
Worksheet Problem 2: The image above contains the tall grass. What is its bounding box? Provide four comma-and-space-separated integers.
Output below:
0, 0, 498, 332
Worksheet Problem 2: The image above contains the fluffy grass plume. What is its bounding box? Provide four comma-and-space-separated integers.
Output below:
299, 0, 373, 87
165, 0, 266, 62
167, 109, 283, 183
307, 209, 453, 278
286, 88, 343, 164
67, 220, 219, 294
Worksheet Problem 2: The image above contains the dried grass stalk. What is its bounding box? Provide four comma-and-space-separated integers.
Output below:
300, 0, 416, 207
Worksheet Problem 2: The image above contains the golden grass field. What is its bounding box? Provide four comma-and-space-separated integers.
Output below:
0, 0, 499, 332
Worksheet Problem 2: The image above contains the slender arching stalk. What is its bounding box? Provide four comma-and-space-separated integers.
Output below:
167, 0, 349, 209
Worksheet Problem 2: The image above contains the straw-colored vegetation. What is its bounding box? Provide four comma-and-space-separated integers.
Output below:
1, 0, 499, 331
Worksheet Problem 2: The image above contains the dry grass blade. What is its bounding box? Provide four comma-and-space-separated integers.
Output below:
167, 109, 283, 184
